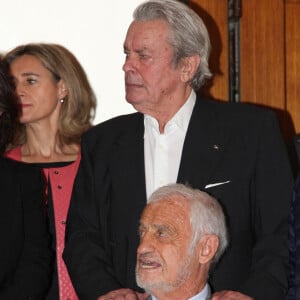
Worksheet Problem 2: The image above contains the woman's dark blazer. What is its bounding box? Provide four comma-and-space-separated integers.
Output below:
0, 156, 51, 299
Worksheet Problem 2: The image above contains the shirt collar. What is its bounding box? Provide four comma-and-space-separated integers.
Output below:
190, 284, 209, 300
144, 90, 196, 134
150, 283, 209, 300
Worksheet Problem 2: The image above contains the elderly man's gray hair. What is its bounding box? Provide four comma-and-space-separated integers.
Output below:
148, 183, 228, 263
133, 0, 212, 91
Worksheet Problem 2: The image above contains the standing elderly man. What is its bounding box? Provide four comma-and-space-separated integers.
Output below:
136, 184, 228, 300
63, 0, 293, 299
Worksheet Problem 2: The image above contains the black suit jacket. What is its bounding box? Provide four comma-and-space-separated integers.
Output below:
64, 97, 293, 300
286, 173, 300, 300
0, 156, 51, 299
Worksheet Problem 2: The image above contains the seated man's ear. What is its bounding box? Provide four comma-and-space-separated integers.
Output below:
197, 234, 219, 264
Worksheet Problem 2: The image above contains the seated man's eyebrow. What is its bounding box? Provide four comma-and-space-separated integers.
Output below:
152, 224, 175, 235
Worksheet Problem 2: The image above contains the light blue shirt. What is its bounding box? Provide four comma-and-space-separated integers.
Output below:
150, 283, 210, 300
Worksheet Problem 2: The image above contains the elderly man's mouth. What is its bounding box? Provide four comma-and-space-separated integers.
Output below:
139, 259, 161, 269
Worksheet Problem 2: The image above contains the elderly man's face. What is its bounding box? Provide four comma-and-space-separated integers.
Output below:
122, 19, 188, 116
136, 196, 200, 295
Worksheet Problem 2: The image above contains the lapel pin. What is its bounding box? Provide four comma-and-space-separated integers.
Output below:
213, 144, 219, 150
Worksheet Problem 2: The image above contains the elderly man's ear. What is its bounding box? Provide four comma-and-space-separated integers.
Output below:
179, 55, 200, 83
197, 234, 219, 264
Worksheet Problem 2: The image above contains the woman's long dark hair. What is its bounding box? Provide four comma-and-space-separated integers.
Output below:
0, 59, 19, 154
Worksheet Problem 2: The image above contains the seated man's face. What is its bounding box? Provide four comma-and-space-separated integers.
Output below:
136, 196, 200, 295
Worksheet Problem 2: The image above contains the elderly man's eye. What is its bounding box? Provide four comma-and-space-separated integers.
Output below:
157, 230, 166, 237
139, 229, 145, 238
26, 78, 37, 85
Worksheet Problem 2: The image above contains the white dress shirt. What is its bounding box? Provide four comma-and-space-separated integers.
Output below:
144, 90, 196, 199
149, 283, 210, 300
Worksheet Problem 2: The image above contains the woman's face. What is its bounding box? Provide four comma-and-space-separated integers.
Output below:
9, 54, 66, 125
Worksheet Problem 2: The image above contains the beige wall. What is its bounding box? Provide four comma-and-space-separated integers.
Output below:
0, 0, 145, 124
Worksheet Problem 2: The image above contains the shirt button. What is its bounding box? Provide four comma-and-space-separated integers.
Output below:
57, 185, 62, 189
54, 170, 59, 174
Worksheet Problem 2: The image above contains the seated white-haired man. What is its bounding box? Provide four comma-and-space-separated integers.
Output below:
136, 183, 229, 300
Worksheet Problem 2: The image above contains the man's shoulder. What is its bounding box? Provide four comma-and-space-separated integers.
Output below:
81, 112, 143, 150
198, 96, 274, 114
196, 97, 277, 124
86, 112, 142, 135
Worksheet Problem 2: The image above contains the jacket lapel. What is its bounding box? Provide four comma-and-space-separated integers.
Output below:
110, 113, 147, 214
177, 97, 227, 189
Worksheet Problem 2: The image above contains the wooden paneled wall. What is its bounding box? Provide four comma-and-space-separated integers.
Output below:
189, 0, 300, 143
240, 0, 285, 109
286, 0, 300, 134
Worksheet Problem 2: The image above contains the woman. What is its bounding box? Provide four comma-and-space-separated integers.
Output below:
0, 59, 51, 298
4, 43, 96, 299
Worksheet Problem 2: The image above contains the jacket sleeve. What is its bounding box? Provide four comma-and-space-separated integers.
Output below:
239, 110, 294, 299
64, 131, 121, 300
285, 174, 300, 300
0, 165, 51, 299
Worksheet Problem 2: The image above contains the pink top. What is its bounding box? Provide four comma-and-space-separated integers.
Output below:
6, 146, 80, 300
